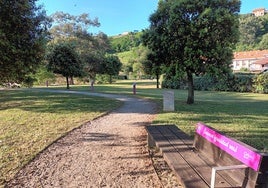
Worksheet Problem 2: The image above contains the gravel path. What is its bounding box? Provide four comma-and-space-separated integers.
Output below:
6, 91, 164, 188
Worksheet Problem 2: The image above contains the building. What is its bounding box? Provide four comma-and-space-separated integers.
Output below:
251, 57, 268, 72
232, 50, 268, 72
252, 8, 267, 17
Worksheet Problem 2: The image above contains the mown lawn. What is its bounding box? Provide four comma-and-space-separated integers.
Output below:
1, 80, 267, 186
0, 89, 122, 186
69, 80, 268, 150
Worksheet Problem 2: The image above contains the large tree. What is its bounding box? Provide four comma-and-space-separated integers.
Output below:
0, 0, 50, 83
141, 50, 162, 88
103, 55, 122, 84
49, 12, 112, 83
47, 43, 83, 89
49, 11, 100, 40
143, 0, 240, 104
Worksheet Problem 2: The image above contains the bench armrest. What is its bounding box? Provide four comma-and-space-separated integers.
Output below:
211, 164, 248, 188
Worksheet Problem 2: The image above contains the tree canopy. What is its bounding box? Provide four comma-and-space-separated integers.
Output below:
0, 0, 50, 83
103, 55, 122, 83
143, 0, 241, 104
48, 12, 116, 83
47, 43, 83, 89
236, 13, 268, 51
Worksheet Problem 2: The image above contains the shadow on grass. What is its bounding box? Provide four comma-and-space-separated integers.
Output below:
0, 89, 120, 114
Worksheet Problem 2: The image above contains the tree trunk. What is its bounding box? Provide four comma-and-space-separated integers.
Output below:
66, 77, 70, 89
109, 75, 112, 84
187, 71, 194, 104
90, 78, 94, 91
70, 77, 74, 85
156, 73, 159, 89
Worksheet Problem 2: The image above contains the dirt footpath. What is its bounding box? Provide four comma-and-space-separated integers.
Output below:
7, 92, 168, 188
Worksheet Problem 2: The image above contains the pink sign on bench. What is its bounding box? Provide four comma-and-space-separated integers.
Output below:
196, 122, 262, 171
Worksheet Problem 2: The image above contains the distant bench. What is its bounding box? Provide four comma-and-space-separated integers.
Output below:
146, 123, 268, 188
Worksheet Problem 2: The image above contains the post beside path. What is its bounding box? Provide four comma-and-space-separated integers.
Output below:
163, 90, 174, 111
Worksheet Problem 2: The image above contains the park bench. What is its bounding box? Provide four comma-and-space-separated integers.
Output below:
146, 123, 268, 188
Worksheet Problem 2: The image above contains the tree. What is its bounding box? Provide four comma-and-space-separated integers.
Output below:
142, 50, 162, 88
83, 52, 105, 80
47, 43, 83, 89
49, 12, 112, 84
143, 0, 240, 104
258, 33, 268, 50
33, 66, 56, 86
236, 14, 268, 51
49, 12, 100, 58
103, 55, 122, 84
0, 0, 50, 83
49, 11, 99, 40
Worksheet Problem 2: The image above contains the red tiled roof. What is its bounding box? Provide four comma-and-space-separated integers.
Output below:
252, 57, 268, 65
234, 50, 268, 59
253, 8, 265, 12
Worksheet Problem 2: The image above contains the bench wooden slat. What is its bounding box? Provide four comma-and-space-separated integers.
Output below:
147, 125, 208, 187
157, 125, 239, 187
146, 124, 268, 188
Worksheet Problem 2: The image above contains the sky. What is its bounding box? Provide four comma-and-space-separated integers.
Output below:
37, 0, 268, 36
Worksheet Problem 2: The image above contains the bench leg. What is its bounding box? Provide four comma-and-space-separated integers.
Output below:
147, 134, 156, 148
210, 164, 248, 188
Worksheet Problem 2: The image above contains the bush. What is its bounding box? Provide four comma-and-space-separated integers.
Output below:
233, 74, 253, 92
22, 76, 36, 88
194, 75, 216, 91
253, 73, 268, 93
162, 77, 187, 89
162, 73, 257, 93
95, 74, 110, 84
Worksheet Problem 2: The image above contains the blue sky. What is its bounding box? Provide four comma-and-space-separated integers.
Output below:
37, 0, 268, 36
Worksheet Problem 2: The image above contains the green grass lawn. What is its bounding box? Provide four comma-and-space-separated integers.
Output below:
0, 89, 122, 186
1, 80, 267, 186
66, 80, 268, 150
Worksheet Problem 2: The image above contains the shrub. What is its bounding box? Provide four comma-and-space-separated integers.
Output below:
163, 73, 256, 93
22, 76, 36, 88
233, 74, 253, 92
194, 75, 216, 91
253, 73, 268, 93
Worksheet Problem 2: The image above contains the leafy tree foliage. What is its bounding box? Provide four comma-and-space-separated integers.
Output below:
236, 14, 268, 51
83, 52, 105, 79
110, 32, 142, 52
141, 50, 162, 88
143, 0, 240, 104
0, 0, 50, 83
49, 11, 100, 40
258, 33, 268, 50
49, 12, 115, 83
33, 66, 56, 86
103, 55, 122, 83
47, 43, 83, 89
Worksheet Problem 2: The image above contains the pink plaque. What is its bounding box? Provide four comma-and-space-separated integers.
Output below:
196, 122, 262, 171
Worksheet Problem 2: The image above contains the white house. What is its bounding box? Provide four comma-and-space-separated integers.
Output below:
252, 8, 267, 17
232, 50, 268, 72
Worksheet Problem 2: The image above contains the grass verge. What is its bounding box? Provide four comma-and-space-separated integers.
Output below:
63, 80, 268, 150
0, 89, 122, 186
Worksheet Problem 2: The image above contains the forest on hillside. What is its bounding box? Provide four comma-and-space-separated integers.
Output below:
109, 13, 268, 54
236, 13, 268, 51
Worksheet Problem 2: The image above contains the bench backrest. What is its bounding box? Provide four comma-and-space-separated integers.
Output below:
195, 122, 262, 171
194, 122, 268, 187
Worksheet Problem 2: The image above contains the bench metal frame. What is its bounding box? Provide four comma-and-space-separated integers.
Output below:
211, 164, 248, 188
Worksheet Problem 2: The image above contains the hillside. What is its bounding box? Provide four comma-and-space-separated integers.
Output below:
109, 14, 268, 54
109, 32, 143, 53
236, 13, 268, 51
108, 13, 268, 78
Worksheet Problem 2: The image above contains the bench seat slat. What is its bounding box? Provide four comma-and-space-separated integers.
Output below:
147, 125, 208, 187
157, 125, 240, 187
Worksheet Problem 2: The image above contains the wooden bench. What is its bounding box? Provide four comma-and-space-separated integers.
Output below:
146, 123, 268, 188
